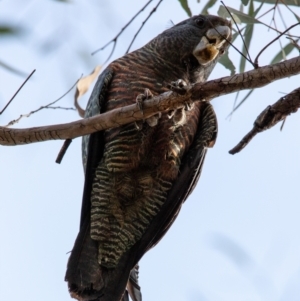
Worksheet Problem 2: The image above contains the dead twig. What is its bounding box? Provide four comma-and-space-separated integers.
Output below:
126, 0, 164, 54
221, 1, 254, 67
254, 22, 300, 67
6, 77, 79, 127
1, 69, 35, 115
91, 0, 154, 62
229, 87, 300, 155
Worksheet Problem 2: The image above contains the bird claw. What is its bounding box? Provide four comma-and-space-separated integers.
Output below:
136, 88, 153, 113
168, 79, 189, 95
146, 112, 161, 127
135, 89, 159, 128
167, 110, 175, 119
184, 99, 194, 111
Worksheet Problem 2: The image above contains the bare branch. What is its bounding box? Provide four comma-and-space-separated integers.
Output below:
91, 0, 154, 59
126, 0, 164, 54
0, 56, 299, 146
229, 86, 300, 154
0, 69, 35, 115
254, 22, 300, 67
5, 77, 79, 127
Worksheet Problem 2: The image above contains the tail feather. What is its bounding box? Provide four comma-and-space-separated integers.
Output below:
65, 218, 140, 301
65, 219, 104, 300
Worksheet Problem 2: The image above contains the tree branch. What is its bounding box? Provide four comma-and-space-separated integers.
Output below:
0, 56, 299, 146
229, 86, 300, 154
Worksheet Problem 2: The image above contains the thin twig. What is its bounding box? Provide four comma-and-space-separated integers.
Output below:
277, 4, 288, 30
91, 0, 154, 60
6, 77, 79, 127
268, 0, 279, 32
47, 106, 76, 110
286, 37, 300, 50
257, 6, 275, 19
254, 5, 300, 38
272, 16, 286, 61
279, 0, 300, 22
221, 1, 253, 66
126, 0, 163, 54
206, 18, 250, 68
0, 69, 36, 115
254, 22, 300, 67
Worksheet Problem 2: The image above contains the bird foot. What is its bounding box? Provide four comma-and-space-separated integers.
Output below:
146, 112, 162, 127
184, 99, 194, 111
168, 79, 189, 95
136, 88, 161, 127
135, 89, 160, 128
136, 88, 153, 113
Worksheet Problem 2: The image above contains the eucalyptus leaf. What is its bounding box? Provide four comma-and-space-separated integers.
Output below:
0, 60, 27, 77
270, 43, 296, 65
201, 0, 217, 15
239, 0, 254, 73
241, 0, 250, 5
253, 0, 265, 16
178, 0, 192, 17
0, 25, 21, 35
218, 50, 236, 76
218, 7, 242, 23
218, 5, 262, 24
253, 0, 300, 6
228, 89, 254, 117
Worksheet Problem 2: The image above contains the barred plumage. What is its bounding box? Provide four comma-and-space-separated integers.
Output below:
66, 14, 232, 301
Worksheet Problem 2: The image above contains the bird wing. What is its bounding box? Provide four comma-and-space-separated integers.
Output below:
66, 68, 114, 299
133, 102, 218, 258
66, 67, 144, 301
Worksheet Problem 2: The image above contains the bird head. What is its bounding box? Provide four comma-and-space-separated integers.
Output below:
148, 14, 232, 81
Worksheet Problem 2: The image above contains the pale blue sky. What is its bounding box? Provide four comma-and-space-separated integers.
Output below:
1, 1, 300, 301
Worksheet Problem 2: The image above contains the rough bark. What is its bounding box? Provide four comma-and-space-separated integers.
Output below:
0, 56, 299, 146
229, 86, 300, 154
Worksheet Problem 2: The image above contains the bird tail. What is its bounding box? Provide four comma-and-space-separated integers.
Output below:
65, 219, 104, 301
65, 219, 142, 301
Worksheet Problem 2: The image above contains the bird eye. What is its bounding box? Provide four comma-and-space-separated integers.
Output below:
195, 18, 205, 28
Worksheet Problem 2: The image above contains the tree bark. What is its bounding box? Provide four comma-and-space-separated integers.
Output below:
0, 56, 299, 146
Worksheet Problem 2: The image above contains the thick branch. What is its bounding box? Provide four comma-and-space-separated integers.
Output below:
229, 86, 300, 154
0, 56, 299, 146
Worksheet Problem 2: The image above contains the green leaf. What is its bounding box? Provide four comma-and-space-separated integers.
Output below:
270, 43, 296, 64
218, 50, 236, 76
241, 0, 250, 5
253, 0, 264, 16
0, 25, 20, 35
253, 0, 300, 6
227, 89, 255, 118
218, 6, 241, 24
178, 0, 192, 17
239, 0, 254, 73
218, 5, 262, 24
0, 60, 27, 77
231, 32, 240, 43
201, 0, 217, 15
